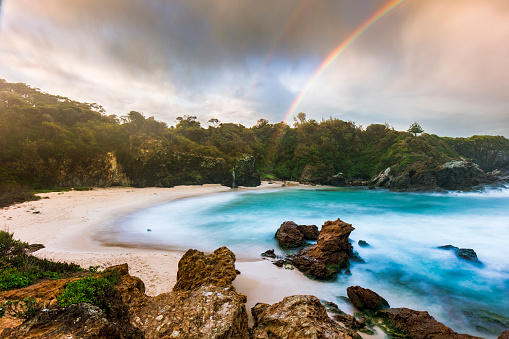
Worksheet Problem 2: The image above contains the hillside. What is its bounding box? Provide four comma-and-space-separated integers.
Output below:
1, 79, 508, 201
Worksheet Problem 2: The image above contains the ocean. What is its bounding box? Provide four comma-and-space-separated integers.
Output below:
106, 186, 509, 338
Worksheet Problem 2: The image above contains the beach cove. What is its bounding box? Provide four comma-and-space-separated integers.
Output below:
1, 184, 508, 338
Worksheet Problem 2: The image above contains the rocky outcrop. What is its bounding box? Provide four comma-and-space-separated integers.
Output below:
371, 160, 500, 191
2, 303, 144, 339
275, 221, 304, 248
292, 219, 354, 279
135, 285, 248, 339
438, 245, 482, 265
446, 135, 509, 172
379, 308, 483, 339
346, 286, 390, 312
131, 246, 249, 339
251, 295, 353, 338
297, 224, 319, 240
275, 221, 319, 248
323, 301, 366, 331
173, 246, 238, 292
224, 155, 261, 188
299, 163, 335, 185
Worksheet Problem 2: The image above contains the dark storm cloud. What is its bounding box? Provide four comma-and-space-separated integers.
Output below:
1, 0, 508, 135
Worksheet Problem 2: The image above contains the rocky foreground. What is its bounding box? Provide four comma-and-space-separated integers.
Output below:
1, 244, 506, 338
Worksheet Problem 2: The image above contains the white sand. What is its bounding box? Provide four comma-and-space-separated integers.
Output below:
0, 183, 292, 296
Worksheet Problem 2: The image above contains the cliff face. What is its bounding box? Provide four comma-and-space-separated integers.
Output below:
446, 135, 509, 172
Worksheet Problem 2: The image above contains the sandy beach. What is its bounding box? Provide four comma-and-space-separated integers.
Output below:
0, 183, 291, 296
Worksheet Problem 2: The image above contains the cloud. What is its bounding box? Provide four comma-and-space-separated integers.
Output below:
0, 0, 508, 136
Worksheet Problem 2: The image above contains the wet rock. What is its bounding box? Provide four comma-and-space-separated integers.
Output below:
173, 246, 238, 292
323, 301, 365, 330
379, 308, 484, 339
297, 224, 319, 240
457, 248, 481, 263
292, 219, 354, 279
1, 303, 143, 339
275, 221, 304, 248
251, 295, 353, 338
261, 249, 277, 259
347, 286, 390, 312
358, 240, 370, 247
438, 245, 482, 265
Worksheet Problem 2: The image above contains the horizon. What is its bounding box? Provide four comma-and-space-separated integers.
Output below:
1, 0, 508, 138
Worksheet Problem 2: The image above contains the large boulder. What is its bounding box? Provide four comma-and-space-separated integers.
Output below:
499, 330, 509, 339
379, 308, 483, 339
346, 286, 390, 312
275, 221, 304, 248
292, 219, 354, 279
132, 246, 249, 338
135, 285, 249, 339
251, 295, 353, 339
173, 246, 238, 292
437, 245, 482, 265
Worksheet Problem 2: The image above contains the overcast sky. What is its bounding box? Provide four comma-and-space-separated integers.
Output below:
1, 0, 508, 137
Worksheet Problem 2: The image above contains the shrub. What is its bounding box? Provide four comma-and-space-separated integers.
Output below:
0, 268, 36, 290
57, 276, 113, 311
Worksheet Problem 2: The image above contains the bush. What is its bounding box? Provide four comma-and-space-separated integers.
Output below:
0, 268, 36, 290
57, 276, 114, 311
0, 184, 40, 208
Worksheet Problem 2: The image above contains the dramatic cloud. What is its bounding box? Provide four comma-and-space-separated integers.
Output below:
0, 0, 508, 136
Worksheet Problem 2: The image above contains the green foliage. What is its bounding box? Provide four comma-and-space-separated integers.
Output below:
0, 231, 83, 291
1, 79, 507, 190
57, 276, 113, 310
407, 122, 424, 136
0, 298, 44, 319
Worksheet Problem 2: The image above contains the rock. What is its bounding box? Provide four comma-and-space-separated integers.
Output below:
326, 174, 347, 187
358, 240, 370, 247
379, 308, 484, 339
457, 248, 481, 263
299, 163, 335, 185
323, 301, 365, 330
28, 244, 45, 252
134, 285, 249, 339
1, 303, 144, 339
251, 295, 353, 338
438, 245, 482, 265
0, 277, 77, 307
499, 330, 509, 339
223, 155, 261, 188
346, 286, 390, 312
292, 219, 354, 279
275, 221, 304, 248
297, 224, 319, 240
261, 249, 277, 258
173, 246, 238, 292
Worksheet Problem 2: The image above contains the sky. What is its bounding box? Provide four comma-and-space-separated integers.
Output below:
0, 0, 508, 137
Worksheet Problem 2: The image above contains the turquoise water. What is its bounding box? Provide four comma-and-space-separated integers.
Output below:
111, 187, 509, 337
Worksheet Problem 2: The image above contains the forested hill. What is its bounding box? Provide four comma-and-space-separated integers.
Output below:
1, 79, 508, 199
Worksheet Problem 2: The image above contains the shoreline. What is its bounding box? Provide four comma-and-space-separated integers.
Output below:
0, 182, 298, 296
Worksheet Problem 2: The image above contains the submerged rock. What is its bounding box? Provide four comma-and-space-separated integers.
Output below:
346, 286, 390, 312
251, 295, 354, 338
438, 245, 482, 265
379, 308, 484, 339
358, 240, 370, 247
292, 219, 354, 279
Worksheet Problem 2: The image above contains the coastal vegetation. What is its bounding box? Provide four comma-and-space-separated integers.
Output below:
1, 79, 508, 202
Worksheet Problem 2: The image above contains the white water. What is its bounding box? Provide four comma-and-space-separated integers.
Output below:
104, 187, 509, 338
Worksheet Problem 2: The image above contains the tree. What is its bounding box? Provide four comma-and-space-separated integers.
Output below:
208, 118, 220, 128
407, 122, 424, 136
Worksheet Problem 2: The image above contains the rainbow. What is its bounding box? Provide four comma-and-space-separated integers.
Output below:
282, 0, 408, 124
